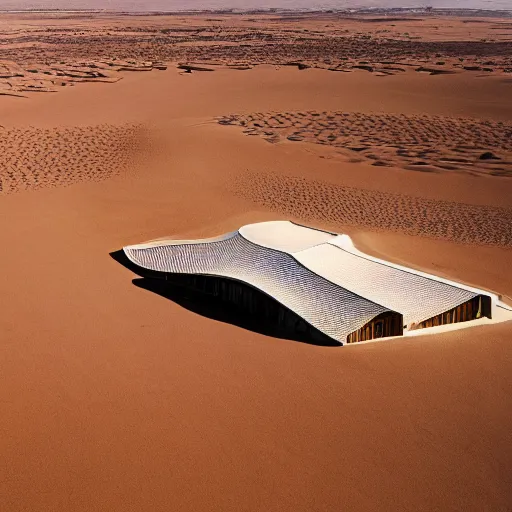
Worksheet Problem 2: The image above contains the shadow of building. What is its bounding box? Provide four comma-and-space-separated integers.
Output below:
111, 250, 339, 347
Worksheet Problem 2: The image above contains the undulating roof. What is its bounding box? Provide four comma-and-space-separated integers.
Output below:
124, 230, 392, 342
123, 221, 492, 344
294, 237, 478, 326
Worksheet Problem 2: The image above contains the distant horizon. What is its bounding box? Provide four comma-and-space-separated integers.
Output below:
1, 1, 510, 13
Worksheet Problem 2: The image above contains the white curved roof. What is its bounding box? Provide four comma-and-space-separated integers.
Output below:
124, 231, 237, 250
239, 221, 334, 252
124, 231, 392, 343
123, 221, 497, 344
294, 242, 475, 326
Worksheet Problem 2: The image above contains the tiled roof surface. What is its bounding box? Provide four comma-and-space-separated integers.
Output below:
123, 220, 488, 342
124, 231, 391, 343
295, 243, 478, 326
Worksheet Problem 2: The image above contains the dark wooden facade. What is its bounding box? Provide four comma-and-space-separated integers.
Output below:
415, 294, 491, 330
346, 311, 404, 344
163, 273, 337, 345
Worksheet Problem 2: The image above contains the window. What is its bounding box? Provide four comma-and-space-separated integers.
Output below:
374, 320, 384, 338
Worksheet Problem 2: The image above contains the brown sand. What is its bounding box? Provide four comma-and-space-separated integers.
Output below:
1, 12, 511, 97
219, 111, 512, 176
0, 12, 512, 512
0, 124, 145, 192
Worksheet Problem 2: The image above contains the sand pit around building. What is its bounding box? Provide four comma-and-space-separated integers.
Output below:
0, 11, 512, 512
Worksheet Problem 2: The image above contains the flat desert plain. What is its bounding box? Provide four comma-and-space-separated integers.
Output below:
0, 10, 511, 512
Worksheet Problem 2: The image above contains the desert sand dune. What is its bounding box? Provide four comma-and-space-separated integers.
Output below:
0, 124, 144, 193
0, 10, 511, 512
0, 59, 166, 96
232, 171, 512, 246
0, 12, 511, 98
219, 110, 512, 176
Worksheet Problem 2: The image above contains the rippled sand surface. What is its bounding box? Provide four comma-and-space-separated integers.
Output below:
0, 10, 511, 512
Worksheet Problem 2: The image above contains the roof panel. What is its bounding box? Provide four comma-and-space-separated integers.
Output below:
239, 221, 335, 253
123, 233, 391, 343
294, 243, 478, 326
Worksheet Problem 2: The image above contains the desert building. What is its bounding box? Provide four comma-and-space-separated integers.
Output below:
122, 221, 494, 345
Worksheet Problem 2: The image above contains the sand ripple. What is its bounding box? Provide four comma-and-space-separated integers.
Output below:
0, 124, 144, 194
219, 111, 512, 177
233, 171, 512, 247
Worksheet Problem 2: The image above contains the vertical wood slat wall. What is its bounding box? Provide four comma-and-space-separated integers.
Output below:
416, 295, 492, 330
346, 312, 404, 344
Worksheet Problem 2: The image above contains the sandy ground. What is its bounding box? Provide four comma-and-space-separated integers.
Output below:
1, 12, 511, 96
1, 13, 512, 512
